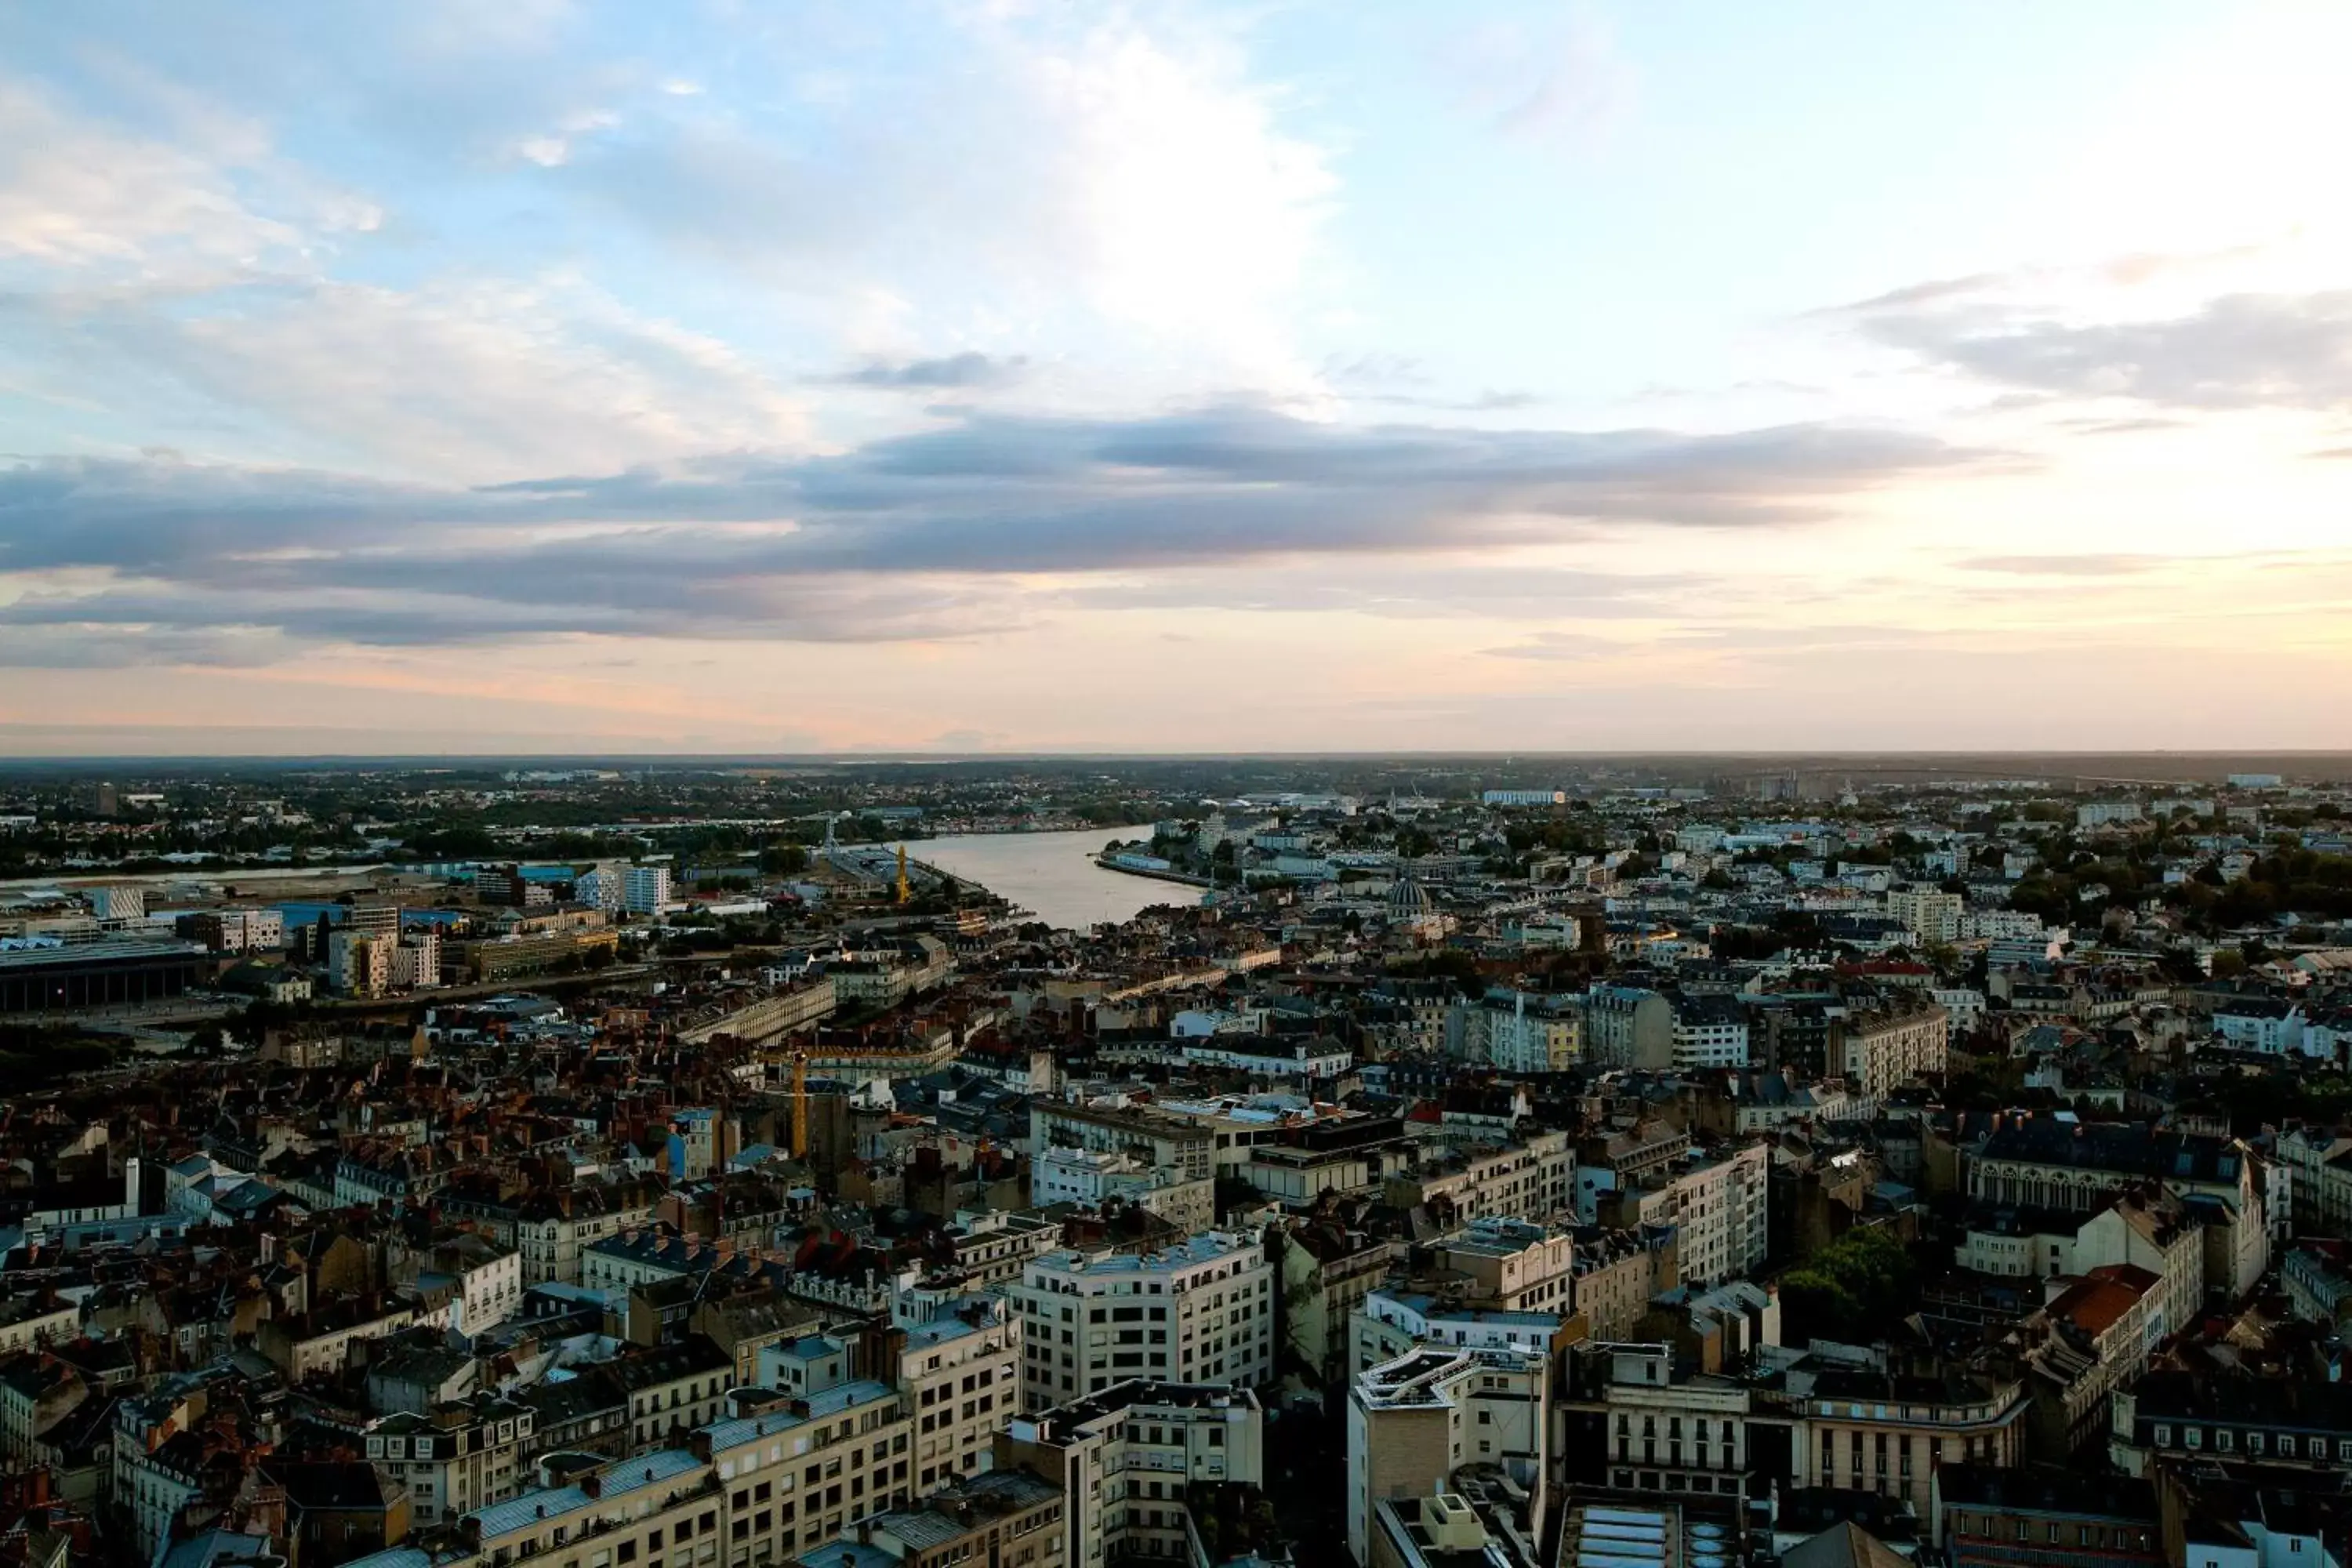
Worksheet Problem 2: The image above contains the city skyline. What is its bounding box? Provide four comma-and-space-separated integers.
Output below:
5, 2, 2351, 753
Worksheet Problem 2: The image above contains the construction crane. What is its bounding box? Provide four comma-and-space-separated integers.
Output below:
790, 1051, 809, 1160
895, 842, 911, 905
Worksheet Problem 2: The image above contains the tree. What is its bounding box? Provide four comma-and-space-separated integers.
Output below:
1779, 1228, 1920, 1345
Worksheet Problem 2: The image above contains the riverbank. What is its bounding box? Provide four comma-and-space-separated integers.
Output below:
1092, 854, 1215, 889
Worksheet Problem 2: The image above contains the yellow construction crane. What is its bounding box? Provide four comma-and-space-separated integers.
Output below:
895, 842, 911, 904
790, 1051, 809, 1160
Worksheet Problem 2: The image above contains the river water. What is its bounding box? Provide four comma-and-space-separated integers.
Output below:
918, 825, 1198, 931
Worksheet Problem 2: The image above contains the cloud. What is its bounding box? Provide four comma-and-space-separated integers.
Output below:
547, 10, 1336, 383
1483, 631, 1635, 662
512, 108, 619, 167
1081, 561, 1712, 621
2056, 416, 2186, 435
0, 79, 374, 273
1362, 388, 1548, 412
1323, 352, 1428, 388
0, 574, 1013, 656
0, 621, 293, 669
0, 276, 810, 482
1444, 9, 1636, 150
1845, 281, 2352, 411
1830, 272, 2011, 316
826, 352, 1028, 390
1958, 554, 2165, 576
0, 406, 1994, 660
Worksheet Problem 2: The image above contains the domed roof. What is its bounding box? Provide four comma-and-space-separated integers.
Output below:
1388, 876, 1432, 916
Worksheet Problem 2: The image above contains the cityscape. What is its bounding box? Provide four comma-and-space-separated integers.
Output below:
3, 754, 2352, 1568
5, 4, 2352, 1568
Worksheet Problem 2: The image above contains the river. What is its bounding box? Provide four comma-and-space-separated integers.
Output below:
917, 825, 1198, 931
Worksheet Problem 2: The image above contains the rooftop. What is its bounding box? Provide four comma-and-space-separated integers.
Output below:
701, 1378, 897, 1454
469, 1447, 705, 1542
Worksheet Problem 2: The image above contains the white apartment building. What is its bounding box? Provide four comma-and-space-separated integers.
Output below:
181, 906, 285, 952
365, 1398, 536, 1528
1960, 1189, 2205, 1345
1669, 996, 1750, 1071
390, 931, 441, 992
89, 886, 146, 921
2277, 1126, 2352, 1241
1962, 909, 2053, 942
1350, 1290, 1566, 1374
999, 1381, 1263, 1568
1931, 987, 1987, 1028
1596, 1145, 1770, 1289
1887, 887, 1965, 946
0, 1302, 77, 1361
1147, 1094, 1362, 1176
937, 1209, 1065, 1287
622, 863, 673, 914
1030, 1098, 1255, 1186
1570, 1342, 1758, 1501
437, 1241, 523, 1336
514, 1178, 662, 1285
326, 929, 392, 998
1029, 1148, 1215, 1238
1455, 993, 1582, 1074
114, 1394, 210, 1564
1007, 1232, 1275, 1411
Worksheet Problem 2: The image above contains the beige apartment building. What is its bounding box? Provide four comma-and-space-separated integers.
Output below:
902, 1301, 1022, 1492
1840, 1003, 1950, 1096
1345, 1347, 1550, 1568
1385, 1132, 1574, 1227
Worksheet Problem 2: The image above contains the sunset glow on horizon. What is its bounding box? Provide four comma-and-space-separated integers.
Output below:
3, 2, 2350, 753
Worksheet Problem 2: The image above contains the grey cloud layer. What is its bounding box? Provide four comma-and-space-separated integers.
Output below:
0, 405, 1991, 659
826, 352, 1028, 390
1847, 283, 2352, 410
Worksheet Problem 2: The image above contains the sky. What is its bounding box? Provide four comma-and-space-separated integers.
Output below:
2, 0, 2350, 756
